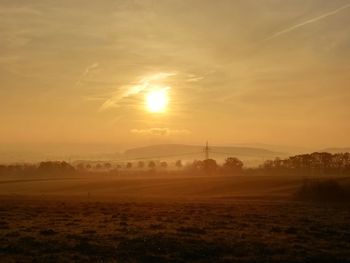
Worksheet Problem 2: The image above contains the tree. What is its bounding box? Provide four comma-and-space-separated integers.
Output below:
202, 159, 218, 174
223, 157, 243, 174
175, 160, 183, 169
273, 157, 282, 169
190, 160, 203, 171
38, 161, 75, 174
138, 161, 145, 169
261, 160, 274, 170
160, 161, 168, 168
126, 162, 133, 169
320, 152, 333, 174
76, 163, 85, 171
104, 163, 112, 170
148, 161, 156, 169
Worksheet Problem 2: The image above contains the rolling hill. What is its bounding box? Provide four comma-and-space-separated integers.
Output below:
123, 144, 286, 165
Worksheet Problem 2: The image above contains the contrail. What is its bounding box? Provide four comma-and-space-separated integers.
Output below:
100, 72, 175, 111
75, 62, 99, 88
264, 3, 350, 41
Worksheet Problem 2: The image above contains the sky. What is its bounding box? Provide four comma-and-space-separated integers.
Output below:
1, 0, 350, 152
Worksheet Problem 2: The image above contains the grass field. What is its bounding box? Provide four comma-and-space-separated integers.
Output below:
0, 174, 339, 201
0, 174, 350, 262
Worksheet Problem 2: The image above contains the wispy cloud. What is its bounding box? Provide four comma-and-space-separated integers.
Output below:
100, 72, 175, 110
75, 62, 99, 88
0, 6, 42, 16
186, 74, 204, 82
264, 3, 350, 41
131, 128, 190, 136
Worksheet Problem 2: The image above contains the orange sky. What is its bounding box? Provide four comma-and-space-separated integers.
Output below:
1, 0, 350, 151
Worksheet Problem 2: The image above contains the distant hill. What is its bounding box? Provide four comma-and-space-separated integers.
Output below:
225, 143, 314, 155
322, 148, 350, 154
123, 144, 286, 163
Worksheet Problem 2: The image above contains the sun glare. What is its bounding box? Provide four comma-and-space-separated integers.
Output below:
146, 89, 168, 113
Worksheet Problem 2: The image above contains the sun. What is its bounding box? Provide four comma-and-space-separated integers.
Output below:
146, 89, 168, 113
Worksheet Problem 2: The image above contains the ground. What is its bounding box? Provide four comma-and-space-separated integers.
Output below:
0, 175, 350, 262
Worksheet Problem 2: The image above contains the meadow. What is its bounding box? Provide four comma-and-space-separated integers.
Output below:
0, 174, 350, 262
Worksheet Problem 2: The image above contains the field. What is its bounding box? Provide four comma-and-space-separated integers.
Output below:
1, 175, 350, 262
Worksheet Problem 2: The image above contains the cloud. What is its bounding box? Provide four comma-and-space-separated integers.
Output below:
264, 3, 350, 41
0, 6, 41, 16
100, 72, 175, 110
186, 74, 204, 82
75, 62, 99, 88
131, 128, 190, 136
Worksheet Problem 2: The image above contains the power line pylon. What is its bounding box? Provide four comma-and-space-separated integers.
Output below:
204, 141, 210, 160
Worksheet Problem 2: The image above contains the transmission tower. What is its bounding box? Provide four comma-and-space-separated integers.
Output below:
204, 141, 210, 160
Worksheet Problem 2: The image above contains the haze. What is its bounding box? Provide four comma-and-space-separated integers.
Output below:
1, 0, 350, 154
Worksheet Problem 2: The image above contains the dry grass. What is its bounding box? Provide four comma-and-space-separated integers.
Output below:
0, 174, 317, 201
1, 175, 350, 262
0, 199, 350, 262
295, 179, 349, 202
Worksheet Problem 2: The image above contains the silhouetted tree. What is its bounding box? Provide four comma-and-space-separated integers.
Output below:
258, 152, 350, 176
203, 159, 218, 174
148, 161, 156, 169
104, 163, 112, 170
189, 160, 203, 171
223, 157, 243, 174
138, 161, 145, 169
175, 160, 183, 169
160, 161, 168, 168
0, 165, 6, 176
38, 161, 75, 175
76, 163, 85, 171
0, 164, 36, 176
126, 162, 133, 169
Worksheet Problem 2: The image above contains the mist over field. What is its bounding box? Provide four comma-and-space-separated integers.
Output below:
1, 0, 350, 262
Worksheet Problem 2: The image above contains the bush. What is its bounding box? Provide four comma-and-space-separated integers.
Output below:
38, 161, 75, 175
295, 179, 348, 202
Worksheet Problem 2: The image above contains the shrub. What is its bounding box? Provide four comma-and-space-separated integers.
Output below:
295, 179, 348, 202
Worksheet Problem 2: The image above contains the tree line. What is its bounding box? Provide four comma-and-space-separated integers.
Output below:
0, 157, 243, 176
0, 161, 75, 176
257, 152, 350, 175
0, 152, 349, 176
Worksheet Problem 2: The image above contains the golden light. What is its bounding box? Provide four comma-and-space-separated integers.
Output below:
145, 89, 168, 113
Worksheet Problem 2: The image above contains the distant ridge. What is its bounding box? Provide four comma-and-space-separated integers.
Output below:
124, 144, 285, 160
224, 143, 314, 155
322, 148, 350, 153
